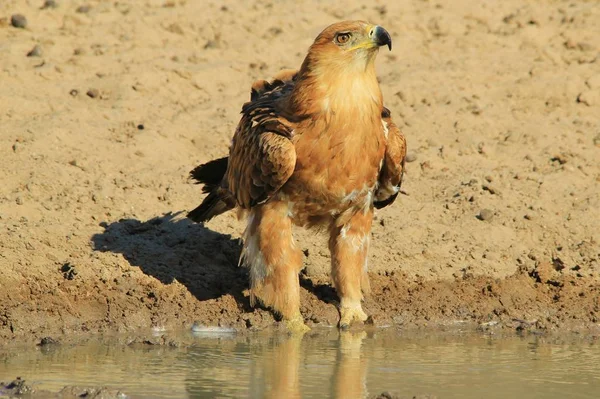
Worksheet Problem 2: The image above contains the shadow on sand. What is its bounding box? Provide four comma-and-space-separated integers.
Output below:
91, 212, 251, 309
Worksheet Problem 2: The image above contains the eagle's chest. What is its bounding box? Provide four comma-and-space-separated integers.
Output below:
283, 119, 386, 218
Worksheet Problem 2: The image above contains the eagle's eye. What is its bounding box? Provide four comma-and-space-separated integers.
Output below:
335, 32, 352, 45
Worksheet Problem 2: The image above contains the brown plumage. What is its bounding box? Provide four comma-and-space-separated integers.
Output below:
188, 21, 407, 330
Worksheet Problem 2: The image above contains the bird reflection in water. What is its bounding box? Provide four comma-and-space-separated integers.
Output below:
264, 331, 368, 399
184, 330, 369, 398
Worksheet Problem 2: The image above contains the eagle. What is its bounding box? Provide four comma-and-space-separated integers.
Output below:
188, 21, 407, 331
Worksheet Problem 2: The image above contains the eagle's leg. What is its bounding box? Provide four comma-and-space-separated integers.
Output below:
329, 210, 373, 328
242, 201, 308, 331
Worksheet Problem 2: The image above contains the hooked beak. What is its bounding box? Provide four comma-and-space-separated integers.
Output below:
371, 25, 392, 51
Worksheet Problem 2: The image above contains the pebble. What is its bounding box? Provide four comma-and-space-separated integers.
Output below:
478, 208, 494, 221
577, 90, 599, 107
16, 197, 24, 205
69, 89, 79, 97
41, 0, 58, 9
27, 45, 43, 57
76, 5, 91, 13
482, 184, 498, 195
39, 336, 58, 346
11, 14, 28, 29
405, 152, 417, 163
86, 88, 99, 98
61, 263, 78, 280
204, 39, 219, 49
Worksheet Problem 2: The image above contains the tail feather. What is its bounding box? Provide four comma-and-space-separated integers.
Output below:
188, 156, 233, 223
187, 190, 231, 223
190, 157, 228, 193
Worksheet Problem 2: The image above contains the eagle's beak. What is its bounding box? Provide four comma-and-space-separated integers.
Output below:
371, 25, 392, 51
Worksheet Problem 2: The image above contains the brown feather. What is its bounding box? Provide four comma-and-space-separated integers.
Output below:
374, 107, 407, 209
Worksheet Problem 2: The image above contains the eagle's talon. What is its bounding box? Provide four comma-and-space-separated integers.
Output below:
339, 305, 368, 328
285, 315, 310, 333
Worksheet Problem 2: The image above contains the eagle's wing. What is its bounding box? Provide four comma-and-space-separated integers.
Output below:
227, 71, 299, 208
374, 107, 407, 209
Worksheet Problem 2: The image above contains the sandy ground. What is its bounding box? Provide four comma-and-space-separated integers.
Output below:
1, 0, 599, 343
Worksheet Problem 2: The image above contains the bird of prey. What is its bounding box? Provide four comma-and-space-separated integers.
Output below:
188, 21, 407, 331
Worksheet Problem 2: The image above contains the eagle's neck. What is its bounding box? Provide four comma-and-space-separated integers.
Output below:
288, 54, 383, 124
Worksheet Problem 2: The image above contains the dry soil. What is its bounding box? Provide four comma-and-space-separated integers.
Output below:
1, 0, 599, 343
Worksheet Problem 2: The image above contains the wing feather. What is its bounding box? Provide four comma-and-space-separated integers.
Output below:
226, 73, 298, 209
374, 107, 407, 209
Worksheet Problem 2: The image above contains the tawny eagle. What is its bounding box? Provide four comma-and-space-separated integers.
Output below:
188, 21, 406, 330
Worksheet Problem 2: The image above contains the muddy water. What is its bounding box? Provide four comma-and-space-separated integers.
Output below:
1, 329, 599, 398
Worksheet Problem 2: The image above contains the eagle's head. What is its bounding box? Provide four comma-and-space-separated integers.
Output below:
291, 21, 391, 117
306, 21, 391, 72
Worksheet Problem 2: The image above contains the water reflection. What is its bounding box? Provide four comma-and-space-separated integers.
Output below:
0, 330, 599, 398
332, 331, 368, 399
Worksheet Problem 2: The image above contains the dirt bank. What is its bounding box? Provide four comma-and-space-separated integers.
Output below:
1, 0, 599, 343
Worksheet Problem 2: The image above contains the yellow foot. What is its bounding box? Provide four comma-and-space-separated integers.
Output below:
339, 305, 368, 329
284, 315, 311, 333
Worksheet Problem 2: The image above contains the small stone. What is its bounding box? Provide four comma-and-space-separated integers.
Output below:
27, 45, 43, 57
405, 152, 417, 163
166, 23, 184, 35
550, 154, 567, 165
61, 263, 77, 280
39, 336, 58, 346
76, 5, 91, 13
204, 39, 218, 49
11, 14, 28, 29
41, 0, 58, 9
577, 42, 594, 52
16, 197, 24, 205
5, 377, 32, 394
73, 47, 85, 56
86, 88, 99, 98
478, 208, 494, 221
69, 89, 79, 96
482, 184, 498, 195
373, 392, 397, 399
577, 90, 599, 107
268, 27, 283, 36
137, 124, 144, 130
